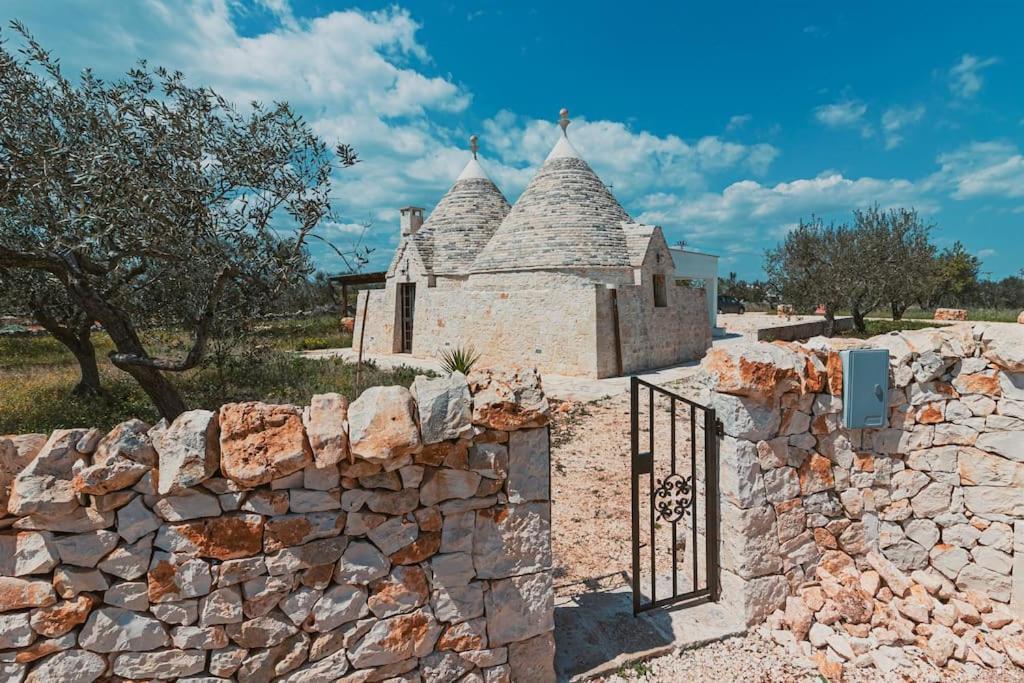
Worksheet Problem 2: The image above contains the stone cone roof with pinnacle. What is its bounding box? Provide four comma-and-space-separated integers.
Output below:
411, 157, 510, 276
469, 128, 633, 274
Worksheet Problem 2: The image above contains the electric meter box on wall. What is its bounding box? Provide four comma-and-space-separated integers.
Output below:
840, 348, 890, 429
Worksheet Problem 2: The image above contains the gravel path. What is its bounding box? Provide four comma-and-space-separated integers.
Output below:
596, 627, 1024, 683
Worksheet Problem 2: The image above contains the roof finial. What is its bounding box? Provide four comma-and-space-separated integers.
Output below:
558, 107, 570, 136
470, 134, 479, 160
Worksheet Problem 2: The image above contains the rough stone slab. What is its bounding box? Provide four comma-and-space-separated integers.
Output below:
485, 571, 554, 646
112, 649, 206, 679
219, 402, 312, 487
348, 386, 423, 464
412, 372, 473, 444
347, 607, 442, 668
473, 503, 551, 579
151, 411, 219, 495
78, 607, 169, 652
507, 428, 549, 503
9, 429, 88, 517
302, 393, 349, 468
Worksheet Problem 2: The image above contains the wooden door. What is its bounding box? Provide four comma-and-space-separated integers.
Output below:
399, 283, 416, 353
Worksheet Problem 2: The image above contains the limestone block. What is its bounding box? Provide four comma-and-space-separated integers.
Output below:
224, 611, 299, 648
720, 436, 766, 508
930, 544, 970, 579
881, 539, 928, 572
151, 411, 219, 495
432, 582, 485, 624
957, 563, 1011, 602
104, 581, 149, 611
420, 469, 482, 507
307, 584, 368, 632
116, 496, 161, 545
473, 503, 551, 579
9, 429, 89, 517
219, 402, 312, 487
719, 503, 783, 579
148, 552, 213, 603
153, 489, 221, 522
366, 517, 418, 557
0, 576, 57, 612
94, 419, 157, 466
468, 368, 550, 431
412, 372, 473, 444
720, 570, 788, 626
798, 453, 834, 496
112, 649, 206, 679
78, 607, 170, 652
73, 455, 150, 496
55, 530, 119, 568
289, 489, 341, 513
302, 393, 349, 468
712, 392, 781, 441
348, 607, 442, 667
468, 443, 508, 480
23, 650, 106, 683
700, 342, 803, 402
265, 537, 348, 576
335, 541, 390, 586
13, 531, 59, 576
508, 631, 556, 683
964, 486, 1024, 516
367, 565, 428, 619
982, 324, 1024, 373
976, 431, 1024, 462
485, 572, 553, 646
507, 428, 549, 503
910, 481, 952, 518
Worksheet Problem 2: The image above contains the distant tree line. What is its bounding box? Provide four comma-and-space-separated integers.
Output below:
717, 205, 1023, 336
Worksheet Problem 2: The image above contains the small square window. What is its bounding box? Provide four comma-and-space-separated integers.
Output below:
653, 274, 667, 307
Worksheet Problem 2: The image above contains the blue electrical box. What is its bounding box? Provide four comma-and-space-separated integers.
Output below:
840, 349, 890, 429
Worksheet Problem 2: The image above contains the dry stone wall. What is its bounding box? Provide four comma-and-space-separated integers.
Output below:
700, 323, 1024, 678
0, 368, 555, 683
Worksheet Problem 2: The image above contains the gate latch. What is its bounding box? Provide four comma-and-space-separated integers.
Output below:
715, 419, 725, 437
633, 450, 653, 475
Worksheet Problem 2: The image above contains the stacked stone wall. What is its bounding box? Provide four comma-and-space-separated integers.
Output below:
701, 323, 1024, 674
0, 369, 555, 682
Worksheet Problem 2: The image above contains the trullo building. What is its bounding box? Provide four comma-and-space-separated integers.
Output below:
353, 110, 712, 378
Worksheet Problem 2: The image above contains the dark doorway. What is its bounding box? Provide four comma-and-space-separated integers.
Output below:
399, 283, 416, 353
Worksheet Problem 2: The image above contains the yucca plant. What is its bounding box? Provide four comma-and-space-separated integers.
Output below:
439, 345, 481, 375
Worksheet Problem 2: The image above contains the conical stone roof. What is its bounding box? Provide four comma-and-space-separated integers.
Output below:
469, 134, 632, 273
412, 157, 510, 275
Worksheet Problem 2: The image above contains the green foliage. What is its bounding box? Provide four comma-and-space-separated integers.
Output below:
439, 346, 481, 375
836, 319, 940, 339
0, 315, 382, 433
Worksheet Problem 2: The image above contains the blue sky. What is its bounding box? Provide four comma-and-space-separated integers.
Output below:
6, 1, 1023, 279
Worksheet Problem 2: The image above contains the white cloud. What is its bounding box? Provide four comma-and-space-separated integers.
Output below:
881, 105, 926, 149
949, 54, 1000, 99
814, 99, 873, 138
814, 100, 867, 127
726, 114, 752, 131
936, 141, 1024, 200
977, 248, 997, 258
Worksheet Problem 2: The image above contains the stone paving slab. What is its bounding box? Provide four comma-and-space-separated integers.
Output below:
553, 582, 746, 681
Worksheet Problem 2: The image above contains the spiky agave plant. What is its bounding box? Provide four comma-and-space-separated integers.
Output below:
439, 345, 481, 375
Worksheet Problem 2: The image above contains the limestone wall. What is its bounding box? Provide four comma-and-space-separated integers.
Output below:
700, 323, 1024, 673
0, 369, 555, 682
605, 283, 711, 376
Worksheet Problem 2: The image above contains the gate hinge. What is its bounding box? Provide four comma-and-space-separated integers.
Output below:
715, 419, 725, 437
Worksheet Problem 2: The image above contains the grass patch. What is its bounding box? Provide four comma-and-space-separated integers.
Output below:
837, 319, 940, 339
0, 315, 410, 434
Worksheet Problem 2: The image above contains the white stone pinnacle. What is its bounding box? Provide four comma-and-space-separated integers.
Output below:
544, 134, 580, 162
456, 157, 491, 181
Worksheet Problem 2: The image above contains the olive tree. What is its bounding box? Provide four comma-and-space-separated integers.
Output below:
0, 22, 360, 418
764, 217, 850, 336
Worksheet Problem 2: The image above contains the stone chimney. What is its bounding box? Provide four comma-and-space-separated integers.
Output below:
400, 206, 424, 237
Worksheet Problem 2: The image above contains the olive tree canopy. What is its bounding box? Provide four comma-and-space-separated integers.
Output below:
0, 22, 359, 418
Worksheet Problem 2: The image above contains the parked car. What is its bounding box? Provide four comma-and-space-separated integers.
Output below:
717, 295, 746, 314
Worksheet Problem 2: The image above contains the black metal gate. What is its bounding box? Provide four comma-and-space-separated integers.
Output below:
630, 376, 721, 614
